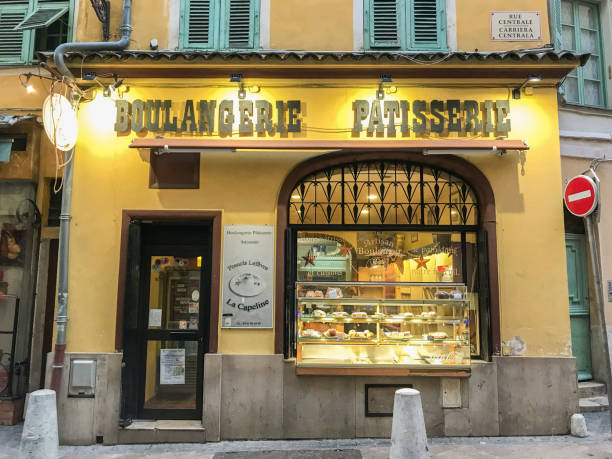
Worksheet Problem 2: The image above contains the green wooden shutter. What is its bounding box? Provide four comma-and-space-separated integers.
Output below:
409, 0, 445, 50
0, 5, 29, 63
368, 0, 401, 48
181, 0, 215, 49
222, 0, 258, 49
14, 3, 68, 31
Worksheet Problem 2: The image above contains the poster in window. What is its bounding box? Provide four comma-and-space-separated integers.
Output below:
221, 225, 274, 328
160, 348, 185, 385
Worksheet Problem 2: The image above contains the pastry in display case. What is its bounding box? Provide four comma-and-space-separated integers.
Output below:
295, 282, 470, 368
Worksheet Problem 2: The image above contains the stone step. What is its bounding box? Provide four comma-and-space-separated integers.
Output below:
118, 420, 206, 444
579, 396, 609, 413
578, 381, 607, 398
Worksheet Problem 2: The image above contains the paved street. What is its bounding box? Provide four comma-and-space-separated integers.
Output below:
1, 413, 611, 458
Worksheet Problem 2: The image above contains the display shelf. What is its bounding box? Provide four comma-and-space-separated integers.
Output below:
296, 281, 471, 368
297, 298, 469, 305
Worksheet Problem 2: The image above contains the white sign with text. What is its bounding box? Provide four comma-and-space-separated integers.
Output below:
491, 12, 541, 41
221, 225, 274, 328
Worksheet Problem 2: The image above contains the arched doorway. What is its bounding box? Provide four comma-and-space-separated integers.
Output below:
275, 151, 500, 362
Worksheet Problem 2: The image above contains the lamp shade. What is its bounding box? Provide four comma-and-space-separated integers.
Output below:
42, 94, 78, 151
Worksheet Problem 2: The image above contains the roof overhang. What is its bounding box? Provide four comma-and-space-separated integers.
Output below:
39, 48, 588, 81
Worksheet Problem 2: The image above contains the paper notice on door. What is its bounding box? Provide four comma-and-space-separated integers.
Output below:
148, 309, 162, 327
160, 348, 185, 385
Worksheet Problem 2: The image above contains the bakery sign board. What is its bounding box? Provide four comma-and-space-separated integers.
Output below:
221, 225, 274, 328
490, 12, 541, 41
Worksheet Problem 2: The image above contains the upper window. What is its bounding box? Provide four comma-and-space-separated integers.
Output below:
560, 0, 606, 107
0, 0, 71, 65
363, 0, 446, 51
180, 0, 259, 50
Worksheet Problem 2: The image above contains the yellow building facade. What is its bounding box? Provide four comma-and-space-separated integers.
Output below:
1, 0, 602, 443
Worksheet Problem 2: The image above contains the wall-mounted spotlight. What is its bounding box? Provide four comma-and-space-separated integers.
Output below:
376, 74, 393, 100
20, 74, 35, 94
103, 77, 124, 98
512, 74, 542, 99
230, 73, 246, 99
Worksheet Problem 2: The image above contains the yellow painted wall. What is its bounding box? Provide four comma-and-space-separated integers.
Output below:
72, 0, 550, 52
456, 0, 550, 52
270, 0, 354, 51
65, 79, 571, 358
76, 0, 170, 49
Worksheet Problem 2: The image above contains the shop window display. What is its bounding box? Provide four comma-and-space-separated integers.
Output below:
294, 230, 479, 367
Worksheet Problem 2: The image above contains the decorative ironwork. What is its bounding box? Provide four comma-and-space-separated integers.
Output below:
289, 161, 478, 226
90, 0, 110, 41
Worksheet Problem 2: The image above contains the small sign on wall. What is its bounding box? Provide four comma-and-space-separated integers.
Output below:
491, 12, 541, 41
221, 225, 274, 328
607, 280, 612, 302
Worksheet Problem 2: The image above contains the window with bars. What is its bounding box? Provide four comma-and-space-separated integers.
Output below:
180, 0, 259, 50
559, 0, 606, 107
364, 0, 446, 51
0, 0, 71, 64
288, 161, 478, 227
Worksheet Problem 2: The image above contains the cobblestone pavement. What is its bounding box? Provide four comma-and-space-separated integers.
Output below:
1, 413, 611, 458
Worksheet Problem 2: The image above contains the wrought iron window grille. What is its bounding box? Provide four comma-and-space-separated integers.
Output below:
288, 161, 478, 227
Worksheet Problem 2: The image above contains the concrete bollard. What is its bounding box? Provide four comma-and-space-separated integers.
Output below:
18, 389, 59, 459
390, 388, 429, 459
570, 413, 588, 437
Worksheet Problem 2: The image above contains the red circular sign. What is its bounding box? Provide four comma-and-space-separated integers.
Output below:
564, 175, 598, 217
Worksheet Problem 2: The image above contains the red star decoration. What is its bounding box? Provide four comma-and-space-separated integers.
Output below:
302, 251, 316, 266
338, 244, 351, 256
415, 255, 430, 270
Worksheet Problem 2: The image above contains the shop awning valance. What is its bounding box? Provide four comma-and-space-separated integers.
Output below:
128, 138, 529, 152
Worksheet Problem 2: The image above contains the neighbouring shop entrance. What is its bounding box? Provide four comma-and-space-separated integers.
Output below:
122, 222, 212, 420
565, 233, 592, 381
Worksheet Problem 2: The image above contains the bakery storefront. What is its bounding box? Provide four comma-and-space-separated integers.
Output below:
44, 50, 584, 443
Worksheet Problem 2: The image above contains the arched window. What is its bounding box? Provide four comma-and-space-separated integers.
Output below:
276, 153, 499, 366
289, 161, 479, 227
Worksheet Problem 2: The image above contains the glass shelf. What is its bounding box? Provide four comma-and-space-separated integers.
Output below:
295, 282, 471, 368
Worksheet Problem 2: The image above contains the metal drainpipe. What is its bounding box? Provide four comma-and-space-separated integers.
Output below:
54, 0, 133, 79
49, 0, 133, 392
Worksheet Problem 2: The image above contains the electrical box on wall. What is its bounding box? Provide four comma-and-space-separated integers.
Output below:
68, 359, 96, 397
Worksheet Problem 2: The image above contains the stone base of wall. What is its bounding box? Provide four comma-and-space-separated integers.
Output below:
50, 353, 579, 444
45, 352, 122, 445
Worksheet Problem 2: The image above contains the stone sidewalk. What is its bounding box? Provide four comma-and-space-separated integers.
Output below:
1, 413, 611, 458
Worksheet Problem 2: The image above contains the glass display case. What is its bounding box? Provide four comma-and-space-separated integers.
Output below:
296, 282, 470, 368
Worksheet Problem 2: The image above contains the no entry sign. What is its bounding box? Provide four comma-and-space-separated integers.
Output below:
564, 175, 598, 217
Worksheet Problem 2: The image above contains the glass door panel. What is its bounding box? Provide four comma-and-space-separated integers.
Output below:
143, 339, 198, 411
147, 256, 201, 331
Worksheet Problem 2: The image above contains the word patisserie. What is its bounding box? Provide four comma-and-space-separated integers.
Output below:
353, 99, 511, 134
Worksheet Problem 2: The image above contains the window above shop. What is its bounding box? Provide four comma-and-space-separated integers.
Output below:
0, 0, 72, 65
558, 0, 606, 108
180, 0, 260, 51
363, 0, 446, 51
